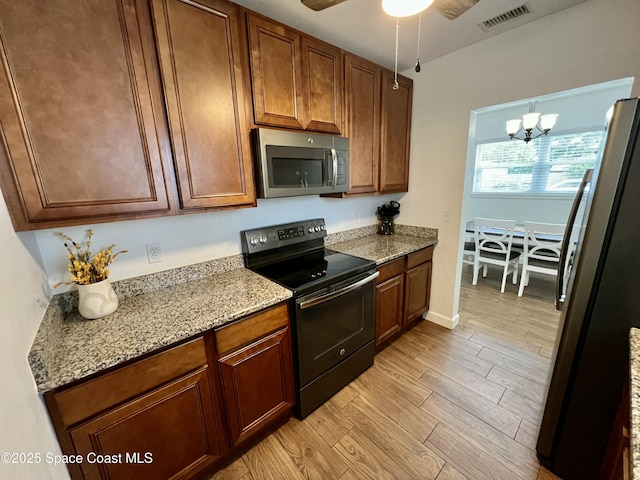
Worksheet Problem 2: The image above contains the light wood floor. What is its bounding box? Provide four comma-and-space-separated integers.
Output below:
211, 266, 564, 480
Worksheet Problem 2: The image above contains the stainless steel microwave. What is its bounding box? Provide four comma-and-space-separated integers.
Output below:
252, 128, 349, 198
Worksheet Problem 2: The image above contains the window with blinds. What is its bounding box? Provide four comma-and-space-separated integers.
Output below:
473, 131, 604, 194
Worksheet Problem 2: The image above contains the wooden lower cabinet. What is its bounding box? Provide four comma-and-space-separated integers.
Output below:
215, 303, 295, 449
45, 302, 294, 480
70, 367, 223, 480
375, 257, 405, 346
404, 254, 433, 328
600, 381, 631, 480
375, 246, 433, 348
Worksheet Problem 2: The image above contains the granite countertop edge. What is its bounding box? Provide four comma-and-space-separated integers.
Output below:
29, 224, 438, 394
630, 327, 640, 479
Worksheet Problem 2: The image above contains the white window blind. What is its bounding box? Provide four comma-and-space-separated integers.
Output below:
473, 131, 604, 194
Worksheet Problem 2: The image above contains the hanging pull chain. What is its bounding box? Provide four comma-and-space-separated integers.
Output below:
415, 13, 422, 73
393, 16, 399, 90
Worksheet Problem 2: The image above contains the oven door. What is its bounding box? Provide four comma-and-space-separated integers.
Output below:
294, 270, 378, 387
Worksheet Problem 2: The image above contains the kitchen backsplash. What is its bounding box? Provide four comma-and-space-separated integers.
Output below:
53, 223, 438, 313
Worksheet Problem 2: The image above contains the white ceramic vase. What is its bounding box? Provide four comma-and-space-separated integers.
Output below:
77, 279, 118, 319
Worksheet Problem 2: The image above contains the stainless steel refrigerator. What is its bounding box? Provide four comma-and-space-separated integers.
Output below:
536, 97, 640, 479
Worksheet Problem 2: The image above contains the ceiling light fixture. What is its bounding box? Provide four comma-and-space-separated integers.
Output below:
382, 0, 434, 17
383, 0, 433, 89
506, 101, 558, 143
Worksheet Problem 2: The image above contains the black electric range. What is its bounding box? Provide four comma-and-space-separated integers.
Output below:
241, 218, 377, 418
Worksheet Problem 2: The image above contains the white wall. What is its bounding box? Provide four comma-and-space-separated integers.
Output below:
401, 0, 640, 325
0, 193, 69, 479
32, 194, 403, 291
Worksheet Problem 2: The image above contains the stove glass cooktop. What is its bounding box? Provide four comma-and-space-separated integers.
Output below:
252, 249, 375, 294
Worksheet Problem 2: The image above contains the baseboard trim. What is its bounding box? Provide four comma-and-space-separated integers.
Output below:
423, 311, 459, 330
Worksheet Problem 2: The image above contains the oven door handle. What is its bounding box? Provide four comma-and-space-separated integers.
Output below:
298, 271, 379, 310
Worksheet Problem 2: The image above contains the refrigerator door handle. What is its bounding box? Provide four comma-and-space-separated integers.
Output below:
556, 168, 593, 310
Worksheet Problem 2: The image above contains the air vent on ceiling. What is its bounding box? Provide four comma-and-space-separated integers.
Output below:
478, 4, 532, 32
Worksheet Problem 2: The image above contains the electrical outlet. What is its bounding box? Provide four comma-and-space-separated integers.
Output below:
146, 243, 162, 263
443, 209, 451, 222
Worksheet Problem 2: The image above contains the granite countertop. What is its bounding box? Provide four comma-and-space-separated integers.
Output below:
30, 265, 291, 393
329, 226, 438, 265
29, 223, 438, 394
630, 328, 640, 478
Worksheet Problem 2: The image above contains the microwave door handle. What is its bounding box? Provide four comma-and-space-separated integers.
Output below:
331, 148, 338, 186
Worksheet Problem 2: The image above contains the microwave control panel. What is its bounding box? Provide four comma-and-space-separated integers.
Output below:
336, 150, 347, 186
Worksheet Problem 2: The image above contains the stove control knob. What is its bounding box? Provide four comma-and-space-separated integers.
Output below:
249, 237, 258, 246
308, 227, 314, 233
314, 226, 320, 232
259, 235, 267, 244
320, 224, 325, 231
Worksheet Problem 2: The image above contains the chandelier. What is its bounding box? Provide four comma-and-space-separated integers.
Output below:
506, 101, 558, 143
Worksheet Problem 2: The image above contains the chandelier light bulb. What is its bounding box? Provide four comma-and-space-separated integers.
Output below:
522, 112, 540, 130
540, 114, 559, 131
506, 119, 522, 136
382, 0, 434, 17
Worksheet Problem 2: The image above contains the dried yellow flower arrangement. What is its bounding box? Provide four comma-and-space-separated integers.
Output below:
54, 229, 127, 287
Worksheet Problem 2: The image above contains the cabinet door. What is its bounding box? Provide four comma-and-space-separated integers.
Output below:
301, 36, 342, 134
247, 14, 304, 130
344, 53, 380, 194
380, 71, 413, 193
375, 274, 404, 346
404, 260, 432, 327
70, 367, 225, 480
218, 327, 295, 448
0, 0, 172, 230
151, 0, 255, 209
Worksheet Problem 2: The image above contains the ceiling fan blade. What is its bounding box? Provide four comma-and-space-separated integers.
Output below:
433, 0, 479, 20
301, 0, 348, 11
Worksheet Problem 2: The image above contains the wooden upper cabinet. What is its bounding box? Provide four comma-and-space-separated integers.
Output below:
150, 0, 255, 209
0, 0, 173, 230
246, 13, 342, 134
246, 13, 305, 130
343, 53, 380, 194
380, 70, 413, 193
300, 36, 342, 134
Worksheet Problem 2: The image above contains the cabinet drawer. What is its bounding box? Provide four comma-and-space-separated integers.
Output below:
215, 303, 289, 356
377, 257, 405, 283
406, 246, 433, 269
54, 337, 207, 427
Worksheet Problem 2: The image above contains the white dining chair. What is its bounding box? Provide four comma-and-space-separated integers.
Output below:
472, 218, 521, 293
462, 221, 477, 267
518, 221, 566, 297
